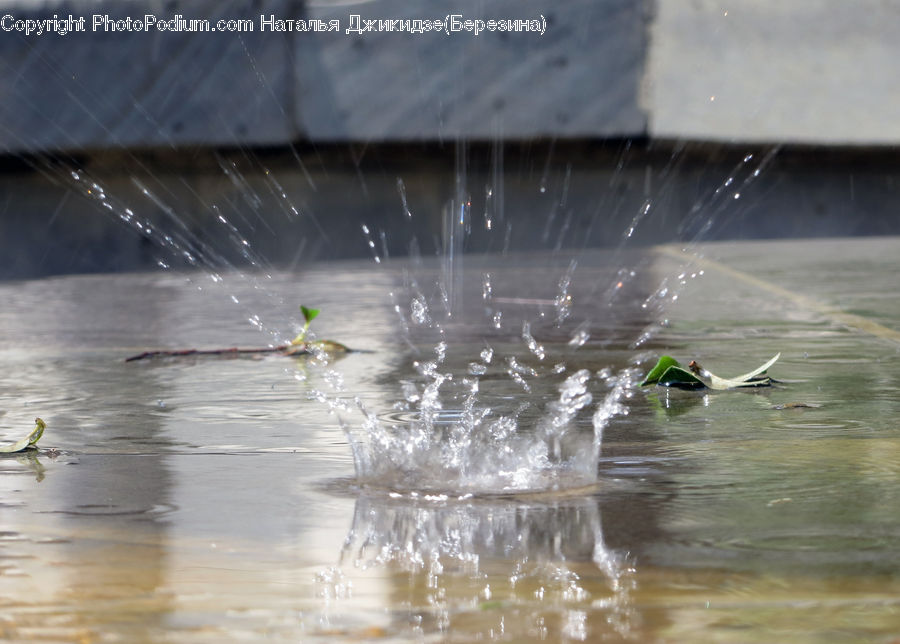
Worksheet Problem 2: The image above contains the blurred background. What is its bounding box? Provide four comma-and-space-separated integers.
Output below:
2, 0, 899, 279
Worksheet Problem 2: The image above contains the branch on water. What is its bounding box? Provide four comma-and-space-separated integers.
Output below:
124, 304, 350, 363
125, 341, 349, 363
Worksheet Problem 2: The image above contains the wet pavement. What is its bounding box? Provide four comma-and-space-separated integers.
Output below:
1, 237, 899, 642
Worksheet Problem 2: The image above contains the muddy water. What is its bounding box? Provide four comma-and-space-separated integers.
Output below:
1, 239, 899, 642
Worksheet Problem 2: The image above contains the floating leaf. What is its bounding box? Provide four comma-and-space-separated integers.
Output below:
312, 340, 349, 353
642, 354, 780, 391
656, 365, 707, 389
728, 352, 780, 383
282, 339, 350, 356
640, 355, 681, 386
0, 418, 46, 453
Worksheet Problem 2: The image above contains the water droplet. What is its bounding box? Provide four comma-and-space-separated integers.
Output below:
396, 177, 412, 218
509, 371, 531, 392
401, 381, 420, 403
522, 322, 545, 360
468, 362, 487, 375
411, 295, 431, 325
324, 370, 345, 392
482, 273, 492, 300
565, 319, 590, 347
508, 357, 538, 378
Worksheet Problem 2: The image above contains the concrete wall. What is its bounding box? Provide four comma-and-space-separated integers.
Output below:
0, 0, 298, 152
647, 0, 900, 144
0, 0, 648, 153
3, 0, 899, 149
295, 0, 648, 141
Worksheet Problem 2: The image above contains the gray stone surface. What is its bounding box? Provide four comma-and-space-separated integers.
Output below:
646, 0, 900, 143
296, 0, 649, 140
4, 0, 900, 147
0, 0, 297, 153
1, 0, 649, 153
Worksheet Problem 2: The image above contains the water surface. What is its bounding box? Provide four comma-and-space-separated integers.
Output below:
1, 239, 899, 642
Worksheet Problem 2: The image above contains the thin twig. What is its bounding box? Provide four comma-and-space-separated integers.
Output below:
124, 345, 301, 362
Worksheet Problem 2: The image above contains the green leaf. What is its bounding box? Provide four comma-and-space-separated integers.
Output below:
300, 306, 320, 324
643, 354, 780, 391
640, 355, 681, 386
656, 365, 707, 389
0, 418, 46, 453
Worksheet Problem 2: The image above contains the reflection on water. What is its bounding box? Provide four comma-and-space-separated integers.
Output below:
1, 240, 900, 641
319, 492, 636, 641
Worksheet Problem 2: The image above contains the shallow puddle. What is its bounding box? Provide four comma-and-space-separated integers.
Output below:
1, 239, 899, 642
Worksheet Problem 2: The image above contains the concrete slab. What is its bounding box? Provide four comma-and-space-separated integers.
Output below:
646, 0, 900, 144
0, 0, 650, 153
296, 0, 649, 140
0, 0, 296, 153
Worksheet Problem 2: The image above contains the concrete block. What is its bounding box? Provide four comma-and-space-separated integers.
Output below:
0, 0, 296, 154
1, 0, 650, 152
647, 0, 900, 144
294, 0, 650, 140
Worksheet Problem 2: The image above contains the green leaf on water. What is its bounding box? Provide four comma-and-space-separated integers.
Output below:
0, 418, 46, 453
642, 354, 780, 391
300, 305, 320, 324
640, 355, 681, 386
656, 365, 707, 389
292, 305, 322, 346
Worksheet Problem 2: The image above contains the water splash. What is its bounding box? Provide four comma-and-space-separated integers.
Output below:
331, 278, 638, 495
332, 493, 637, 639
